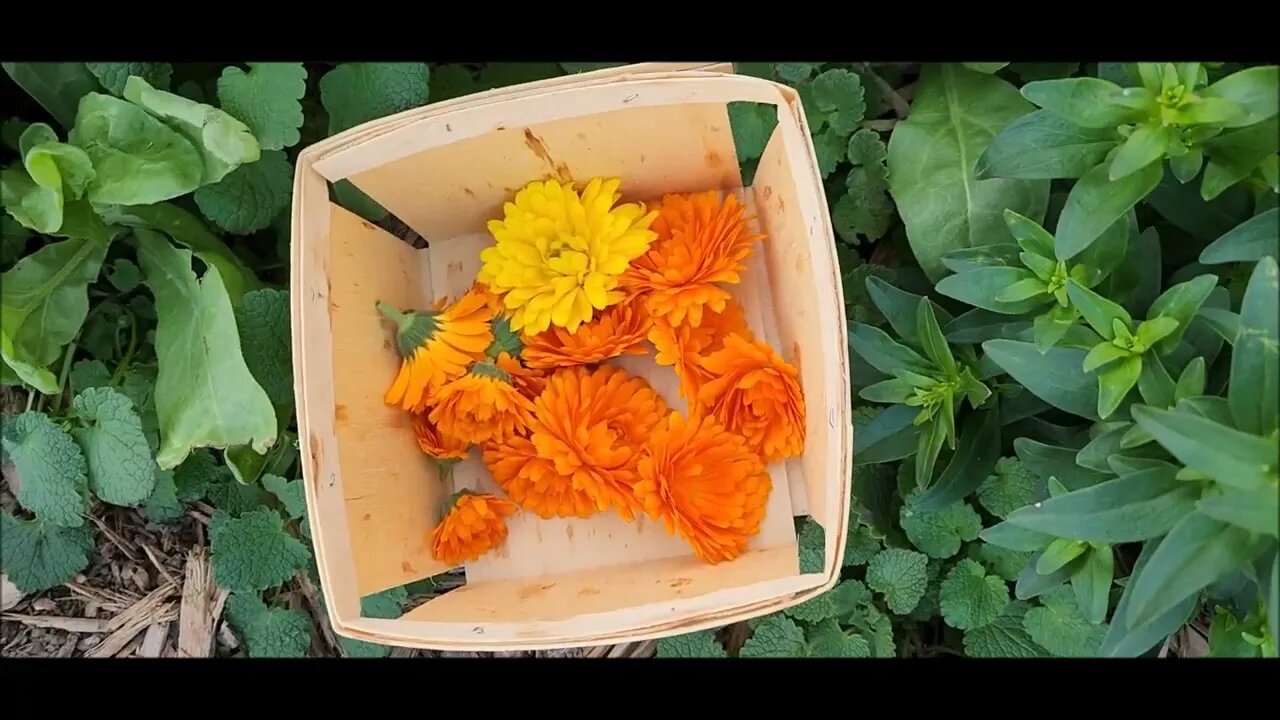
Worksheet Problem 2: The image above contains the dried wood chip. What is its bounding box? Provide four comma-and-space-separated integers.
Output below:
0, 573, 25, 612
1, 613, 109, 633
177, 547, 227, 658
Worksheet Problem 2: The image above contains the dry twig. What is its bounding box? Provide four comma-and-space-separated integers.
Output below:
177, 547, 228, 658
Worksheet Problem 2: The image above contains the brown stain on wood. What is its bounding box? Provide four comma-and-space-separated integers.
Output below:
669, 577, 692, 588
401, 561, 414, 573
307, 433, 322, 490
518, 582, 556, 600
463, 187, 476, 198
792, 342, 803, 367
334, 404, 348, 422
578, 587, 600, 597
565, 525, 574, 540
522, 128, 572, 184
761, 186, 773, 201
705, 150, 723, 169
364, 513, 372, 521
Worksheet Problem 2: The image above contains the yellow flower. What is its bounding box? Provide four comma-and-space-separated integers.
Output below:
477, 177, 659, 336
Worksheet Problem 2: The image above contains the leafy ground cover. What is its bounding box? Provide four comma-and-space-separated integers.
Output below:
1, 61, 1276, 658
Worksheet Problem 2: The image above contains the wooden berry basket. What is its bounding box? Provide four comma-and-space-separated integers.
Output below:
289, 62, 853, 651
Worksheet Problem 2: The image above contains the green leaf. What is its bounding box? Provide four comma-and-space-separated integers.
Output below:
224, 593, 311, 658
854, 404, 920, 464
1097, 355, 1142, 420
936, 267, 1049, 315
69, 92, 204, 205
320, 63, 430, 135
962, 600, 1048, 657
941, 243, 1024, 273
971, 543, 1033, 582
1207, 605, 1266, 657
71, 387, 156, 507
915, 417, 950, 490
1020, 78, 1141, 129
810, 69, 865, 135
106, 258, 141, 293
975, 109, 1119, 180
865, 276, 953, 346
982, 341, 1100, 420
940, 558, 1010, 630
1201, 65, 1279, 128
1196, 485, 1279, 537
1108, 124, 1172, 181
1200, 119, 1280, 201
774, 63, 819, 83
1015, 437, 1111, 491
1005, 465, 1198, 543
234, 288, 293, 410
1098, 537, 1200, 657
209, 508, 310, 593
797, 517, 825, 574
1131, 404, 1275, 491
1023, 585, 1106, 657
886, 63, 1049, 281
1201, 208, 1279, 264
1147, 274, 1219, 354
655, 631, 727, 658
173, 448, 220, 503
1148, 171, 1255, 242
121, 76, 260, 186
85, 62, 172, 95
981, 519, 1054, 553
1230, 257, 1279, 437
216, 63, 308, 152
1016, 549, 1079, 600
143, 468, 184, 524
913, 408, 1001, 511
978, 456, 1044, 519
69, 360, 111, 395
1056, 160, 1163, 261
915, 300, 956, 376
0, 234, 111, 393
843, 523, 882, 568
962, 62, 1009, 74
807, 620, 873, 658
848, 321, 934, 376
727, 102, 773, 164
1071, 546, 1115, 624
739, 614, 808, 657
193, 150, 293, 235
1, 412, 90, 527
900, 492, 983, 559
1125, 511, 1268, 629
0, 513, 93, 593
1037, 537, 1088, 575
866, 549, 928, 614
1, 62, 101, 129
262, 474, 307, 522
136, 229, 277, 470
1066, 280, 1132, 340
96, 203, 260, 305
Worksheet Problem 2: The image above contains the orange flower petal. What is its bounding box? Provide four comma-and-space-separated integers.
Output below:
411, 411, 470, 460
521, 300, 652, 370
633, 411, 772, 564
696, 333, 805, 463
428, 365, 535, 445
649, 299, 750, 405
483, 435, 599, 519
621, 191, 764, 329
430, 491, 518, 566
379, 291, 495, 412
527, 365, 668, 520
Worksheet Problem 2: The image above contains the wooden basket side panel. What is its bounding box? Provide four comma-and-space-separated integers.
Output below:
324, 206, 456, 595
342, 101, 743, 243
748, 99, 852, 580
308, 63, 735, 163
291, 163, 361, 624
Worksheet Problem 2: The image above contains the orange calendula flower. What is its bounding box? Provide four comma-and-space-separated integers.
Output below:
650, 299, 750, 404
696, 333, 805, 464
377, 292, 493, 412
528, 366, 668, 520
521, 300, 652, 370
410, 411, 470, 482
633, 412, 772, 564
428, 361, 535, 445
622, 191, 764, 328
483, 434, 598, 519
429, 490, 518, 566
493, 350, 547, 400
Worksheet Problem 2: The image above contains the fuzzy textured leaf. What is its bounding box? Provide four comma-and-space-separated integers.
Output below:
209, 508, 310, 593
977, 457, 1043, 519
886, 63, 1049, 281
225, 593, 311, 658
962, 600, 1048, 657
740, 614, 808, 658
193, 151, 292, 235
940, 558, 1010, 630
866, 549, 929, 614
1024, 585, 1105, 657
320, 63, 430, 134
136, 230, 276, 470
0, 513, 93, 593
900, 492, 983, 559
234, 288, 293, 409
2, 412, 90, 527
216, 63, 308, 151
71, 387, 156, 507
656, 631, 727, 658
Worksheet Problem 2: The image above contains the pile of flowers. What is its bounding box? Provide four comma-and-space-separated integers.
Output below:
375, 176, 806, 567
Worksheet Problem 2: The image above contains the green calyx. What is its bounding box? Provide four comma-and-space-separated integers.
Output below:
438, 488, 480, 521
486, 314, 523, 360
470, 358, 512, 384
376, 300, 440, 359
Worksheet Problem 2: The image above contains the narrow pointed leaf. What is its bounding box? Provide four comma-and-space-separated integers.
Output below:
849, 322, 934, 377
1200, 208, 1279, 264
975, 110, 1119, 180
983, 340, 1100, 420
1071, 546, 1115, 625
1016, 550, 1081, 600
1147, 274, 1220, 353
1230, 256, 1279, 436
1056, 161, 1163, 260
914, 409, 1001, 511
1066, 280, 1132, 339
1131, 404, 1276, 491
1196, 485, 1280, 537
1099, 537, 1201, 657
1108, 124, 1171, 181
1019, 78, 1141, 128
1097, 355, 1142, 420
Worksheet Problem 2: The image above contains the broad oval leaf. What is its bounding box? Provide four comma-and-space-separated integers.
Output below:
1004, 465, 1200, 543
886, 64, 1049, 281
1055, 160, 1163, 261
975, 109, 1119, 180
983, 340, 1100, 421
123, 76, 260, 185
1124, 511, 1269, 630
1, 62, 101, 129
136, 229, 276, 470
1200, 208, 1279, 265
0, 232, 112, 393
70, 92, 204, 206
71, 387, 157, 507
940, 243, 1024, 273
1230, 256, 1279, 437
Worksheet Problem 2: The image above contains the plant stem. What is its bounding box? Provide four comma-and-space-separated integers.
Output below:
49, 341, 78, 414
109, 316, 139, 387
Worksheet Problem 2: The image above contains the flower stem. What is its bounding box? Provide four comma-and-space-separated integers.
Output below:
375, 300, 409, 329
